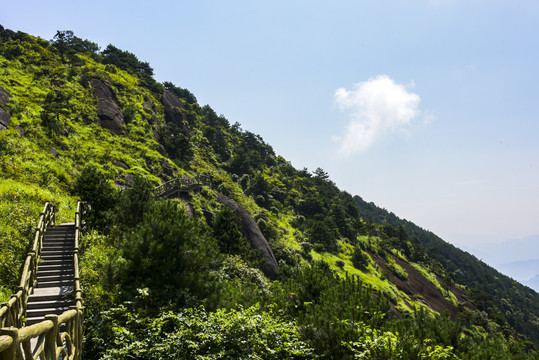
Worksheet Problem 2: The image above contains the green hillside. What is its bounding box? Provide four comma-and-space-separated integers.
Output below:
0, 27, 538, 359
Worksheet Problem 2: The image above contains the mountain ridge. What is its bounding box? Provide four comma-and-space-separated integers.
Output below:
0, 26, 538, 358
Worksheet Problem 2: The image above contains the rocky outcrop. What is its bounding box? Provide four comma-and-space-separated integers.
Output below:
87, 78, 124, 134
161, 90, 188, 135
217, 194, 279, 279
0, 86, 12, 131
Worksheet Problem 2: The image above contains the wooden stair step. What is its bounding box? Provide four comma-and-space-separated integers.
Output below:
26, 306, 71, 319
30, 287, 74, 302
27, 299, 73, 310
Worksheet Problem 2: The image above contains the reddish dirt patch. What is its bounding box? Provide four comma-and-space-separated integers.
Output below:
370, 253, 472, 319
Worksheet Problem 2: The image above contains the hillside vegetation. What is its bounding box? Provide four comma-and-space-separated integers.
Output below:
0, 26, 538, 359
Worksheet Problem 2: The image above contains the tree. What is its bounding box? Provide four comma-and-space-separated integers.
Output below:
112, 174, 154, 229
313, 167, 329, 180
41, 88, 71, 133
307, 218, 337, 252
51, 30, 99, 62
73, 164, 117, 230
163, 81, 198, 104
212, 206, 259, 265
102, 44, 153, 76
351, 246, 370, 270
118, 200, 219, 304
158, 122, 193, 164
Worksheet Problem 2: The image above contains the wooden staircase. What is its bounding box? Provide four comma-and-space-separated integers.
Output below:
0, 202, 84, 360
25, 223, 75, 325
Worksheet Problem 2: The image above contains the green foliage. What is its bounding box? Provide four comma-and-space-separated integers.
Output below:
0, 178, 74, 289
1, 28, 538, 360
306, 218, 337, 252
110, 174, 154, 230
113, 200, 220, 306
158, 122, 193, 164
351, 246, 370, 270
101, 44, 163, 94
163, 81, 197, 104
51, 30, 99, 62
386, 256, 408, 281
73, 163, 117, 230
228, 131, 275, 175
213, 206, 246, 253
86, 303, 314, 360
354, 195, 539, 347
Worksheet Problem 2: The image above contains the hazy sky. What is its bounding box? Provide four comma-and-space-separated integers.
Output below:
2, 0, 539, 248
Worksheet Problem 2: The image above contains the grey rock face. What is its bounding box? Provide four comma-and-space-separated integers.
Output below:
0, 86, 12, 131
161, 90, 189, 135
89, 79, 124, 134
217, 194, 279, 279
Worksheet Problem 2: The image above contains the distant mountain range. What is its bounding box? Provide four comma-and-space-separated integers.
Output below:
524, 274, 539, 292
465, 235, 539, 292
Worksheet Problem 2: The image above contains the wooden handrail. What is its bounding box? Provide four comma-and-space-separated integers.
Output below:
154, 174, 212, 198
0, 202, 55, 328
0, 201, 84, 360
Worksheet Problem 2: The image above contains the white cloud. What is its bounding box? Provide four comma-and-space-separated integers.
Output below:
334, 75, 421, 156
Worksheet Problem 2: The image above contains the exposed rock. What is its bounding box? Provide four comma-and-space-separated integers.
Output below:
372, 254, 471, 320
15, 125, 24, 137
114, 160, 129, 169
0, 109, 9, 131
50, 147, 59, 158
0, 86, 12, 131
0, 86, 11, 104
50, 80, 65, 87
185, 203, 195, 218
161, 90, 189, 135
88, 78, 124, 135
124, 173, 134, 186
159, 158, 175, 178
203, 209, 216, 226
217, 194, 279, 279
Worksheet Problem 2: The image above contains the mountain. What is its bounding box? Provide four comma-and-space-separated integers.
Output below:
497, 260, 539, 292
473, 235, 539, 265
464, 236, 539, 292
0, 27, 538, 359
525, 275, 539, 293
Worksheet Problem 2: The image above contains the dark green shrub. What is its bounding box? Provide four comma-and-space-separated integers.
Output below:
73, 164, 117, 230
116, 200, 220, 305
351, 246, 370, 270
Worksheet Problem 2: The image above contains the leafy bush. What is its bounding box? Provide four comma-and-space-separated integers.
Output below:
73, 163, 117, 230
114, 200, 220, 305
386, 256, 408, 281
87, 303, 315, 360
351, 246, 370, 270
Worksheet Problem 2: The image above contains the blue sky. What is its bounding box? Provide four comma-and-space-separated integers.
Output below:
2, 0, 539, 249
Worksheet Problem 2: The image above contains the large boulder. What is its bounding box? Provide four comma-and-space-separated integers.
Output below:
88, 78, 124, 134
0, 86, 12, 131
161, 90, 189, 135
217, 194, 279, 279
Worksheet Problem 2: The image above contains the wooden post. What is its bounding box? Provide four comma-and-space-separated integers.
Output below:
44, 315, 58, 360
0, 328, 19, 360
0, 304, 7, 328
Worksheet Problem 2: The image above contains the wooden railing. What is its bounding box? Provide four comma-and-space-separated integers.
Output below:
154, 174, 212, 198
0, 202, 84, 360
0, 202, 55, 328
